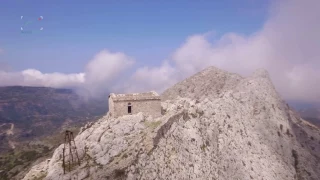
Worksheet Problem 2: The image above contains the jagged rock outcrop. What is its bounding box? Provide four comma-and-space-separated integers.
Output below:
161, 66, 243, 101
23, 66, 320, 180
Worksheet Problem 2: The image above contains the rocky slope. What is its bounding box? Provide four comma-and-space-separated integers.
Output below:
0, 86, 108, 180
23, 67, 320, 180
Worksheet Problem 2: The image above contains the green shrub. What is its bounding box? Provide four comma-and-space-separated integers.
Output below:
144, 121, 161, 129
20, 150, 38, 161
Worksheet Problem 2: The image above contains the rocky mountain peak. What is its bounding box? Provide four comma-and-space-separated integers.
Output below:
251, 68, 270, 78
23, 67, 320, 180
162, 66, 244, 101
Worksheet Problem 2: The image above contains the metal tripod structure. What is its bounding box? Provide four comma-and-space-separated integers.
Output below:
62, 130, 80, 174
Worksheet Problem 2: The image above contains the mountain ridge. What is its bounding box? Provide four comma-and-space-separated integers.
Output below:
23, 66, 320, 180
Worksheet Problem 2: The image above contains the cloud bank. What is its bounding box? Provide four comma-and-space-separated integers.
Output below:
0, 50, 134, 98
0, 0, 319, 103
126, 0, 320, 103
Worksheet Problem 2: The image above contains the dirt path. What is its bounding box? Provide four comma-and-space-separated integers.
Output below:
2, 123, 16, 149
6, 123, 14, 135
8, 140, 15, 149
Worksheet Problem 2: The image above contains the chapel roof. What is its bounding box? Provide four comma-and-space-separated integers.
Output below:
109, 91, 160, 101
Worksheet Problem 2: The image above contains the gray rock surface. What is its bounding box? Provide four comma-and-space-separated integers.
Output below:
23, 66, 320, 180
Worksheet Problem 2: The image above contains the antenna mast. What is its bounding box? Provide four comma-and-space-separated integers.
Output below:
62, 130, 80, 174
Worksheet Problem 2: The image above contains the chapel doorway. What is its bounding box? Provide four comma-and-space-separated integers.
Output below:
128, 103, 132, 114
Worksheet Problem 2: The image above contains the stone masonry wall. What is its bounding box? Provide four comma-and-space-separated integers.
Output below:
112, 99, 161, 118
108, 97, 114, 117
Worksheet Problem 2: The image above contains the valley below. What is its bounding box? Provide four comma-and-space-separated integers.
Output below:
0, 86, 108, 180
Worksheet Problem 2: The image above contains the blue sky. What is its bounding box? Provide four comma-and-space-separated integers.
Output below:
0, 0, 319, 104
0, 0, 270, 73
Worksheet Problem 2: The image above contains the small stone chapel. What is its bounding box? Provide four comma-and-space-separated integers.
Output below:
108, 91, 161, 118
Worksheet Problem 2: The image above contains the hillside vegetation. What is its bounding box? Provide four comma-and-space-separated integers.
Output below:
0, 86, 108, 180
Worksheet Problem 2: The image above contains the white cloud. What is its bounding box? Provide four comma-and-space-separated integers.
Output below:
0, 0, 319, 104
122, 61, 177, 93
0, 69, 85, 88
125, 0, 320, 103
0, 49, 135, 97
82, 49, 135, 96
22, 69, 85, 88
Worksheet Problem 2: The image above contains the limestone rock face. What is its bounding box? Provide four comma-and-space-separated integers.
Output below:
24, 66, 320, 180
161, 66, 243, 101
22, 160, 50, 180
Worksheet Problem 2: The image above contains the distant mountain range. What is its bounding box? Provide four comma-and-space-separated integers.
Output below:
0, 86, 108, 179
298, 107, 320, 128
287, 101, 320, 128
